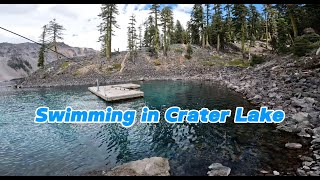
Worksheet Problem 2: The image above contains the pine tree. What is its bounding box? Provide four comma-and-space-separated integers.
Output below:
47, 19, 65, 60
248, 5, 260, 47
190, 4, 204, 46
263, 4, 272, 49
204, 4, 211, 46
143, 16, 154, 47
232, 5, 248, 55
160, 6, 173, 56
173, 20, 184, 44
185, 43, 193, 59
224, 4, 234, 43
213, 4, 223, 54
275, 17, 290, 53
38, 25, 47, 68
127, 14, 138, 62
98, 4, 119, 59
138, 25, 142, 50
287, 4, 298, 38
150, 4, 160, 57
269, 7, 278, 51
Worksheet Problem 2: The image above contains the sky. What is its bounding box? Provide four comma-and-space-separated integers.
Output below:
0, 4, 263, 52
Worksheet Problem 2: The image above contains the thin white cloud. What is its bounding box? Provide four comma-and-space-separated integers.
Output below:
175, 4, 194, 13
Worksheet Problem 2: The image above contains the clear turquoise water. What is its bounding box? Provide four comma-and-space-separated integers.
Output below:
0, 80, 306, 176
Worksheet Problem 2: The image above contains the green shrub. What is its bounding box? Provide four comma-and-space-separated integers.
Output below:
60, 61, 70, 70
294, 33, 320, 56
72, 69, 81, 76
294, 37, 311, 56
202, 61, 215, 66
112, 63, 121, 70
211, 55, 221, 59
226, 58, 250, 68
153, 60, 161, 66
186, 43, 193, 56
174, 48, 183, 54
250, 55, 265, 66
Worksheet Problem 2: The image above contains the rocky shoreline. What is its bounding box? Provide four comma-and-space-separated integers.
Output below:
16, 52, 320, 176
212, 55, 320, 176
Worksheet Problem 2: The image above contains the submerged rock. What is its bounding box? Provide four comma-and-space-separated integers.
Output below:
297, 168, 307, 176
103, 157, 170, 176
285, 143, 302, 149
207, 163, 231, 176
273, 170, 280, 176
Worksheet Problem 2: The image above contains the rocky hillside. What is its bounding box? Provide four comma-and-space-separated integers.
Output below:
0, 42, 98, 81
20, 43, 251, 87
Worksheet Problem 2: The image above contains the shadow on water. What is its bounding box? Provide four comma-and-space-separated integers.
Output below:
0, 80, 309, 176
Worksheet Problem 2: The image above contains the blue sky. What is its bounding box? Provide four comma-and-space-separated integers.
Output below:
142, 4, 264, 14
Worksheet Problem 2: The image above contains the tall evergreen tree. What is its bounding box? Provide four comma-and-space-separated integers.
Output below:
173, 20, 184, 44
143, 16, 154, 47
150, 4, 160, 57
232, 5, 248, 55
160, 6, 173, 56
213, 4, 223, 53
263, 4, 272, 49
138, 25, 142, 50
127, 14, 138, 61
224, 4, 234, 43
183, 21, 192, 44
47, 19, 65, 60
286, 4, 299, 38
190, 4, 204, 45
204, 4, 211, 46
248, 4, 260, 47
98, 4, 119, 59
38, 25, 47, 68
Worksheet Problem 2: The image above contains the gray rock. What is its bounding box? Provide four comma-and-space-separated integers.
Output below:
297, 128, 312, 138
304, 97, 317, 104
285, 143, 302, 149
297, 168, 307, 176
307, 171, 320, 176
302, 161, 314, 167
316, 46, 320, 56
314, 154, 320, 160
287, 63, 295, 67
311, 138, 320, 145
268, 92, 277, 98
273, 170, 280, 176
260, 170, 269, 174
292, 112, 311, 122
276, 121, 300, 133
300, 156, 314, 162
207, 163, 231, 176
291, 97, 309, 108
253, 95, 262, 100
303, 166, 310, 170
313, 127, 320, 137
103, 157, 170, 176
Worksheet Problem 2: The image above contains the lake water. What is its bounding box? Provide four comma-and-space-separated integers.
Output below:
0, 80, 307, 176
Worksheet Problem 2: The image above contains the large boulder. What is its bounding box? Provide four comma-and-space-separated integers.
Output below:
103, 157, 170, 176
292, 112, 311, 123
285, 142, 302, 149
207, 163, 231, 176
